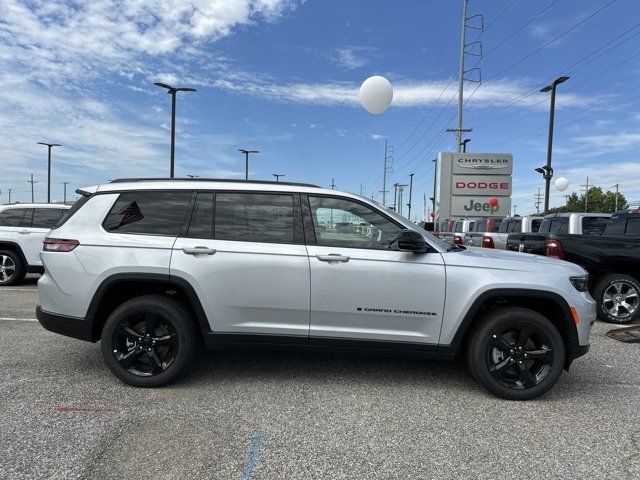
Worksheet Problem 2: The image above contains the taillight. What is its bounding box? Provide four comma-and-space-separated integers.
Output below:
545, 239, 564, 259
453, 235, 464, 245
43, 238, 79, 252
482, 235, 495, 248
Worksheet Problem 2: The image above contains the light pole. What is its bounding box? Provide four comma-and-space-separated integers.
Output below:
539, 76, 569, 214
239, 149, 259, 180
37, 142, 61, 203
272, 174, 285, 182
153, 82, 196, 178
8, 188, 12, 204
461, 138, 471, 153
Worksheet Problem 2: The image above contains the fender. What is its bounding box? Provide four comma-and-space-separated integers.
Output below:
86, 272, 211, 334
439, 288, 580, 364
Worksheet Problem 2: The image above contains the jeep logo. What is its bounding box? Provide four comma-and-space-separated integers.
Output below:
463, 199, 500, 213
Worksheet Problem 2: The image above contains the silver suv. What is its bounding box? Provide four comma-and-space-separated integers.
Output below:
0, 203, 70, 285
36, 179, 595, 400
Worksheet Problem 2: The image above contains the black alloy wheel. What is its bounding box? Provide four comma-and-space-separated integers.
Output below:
101, 295, 197, 387
486, 324, 554, 390
466, 307, 565, 400
111, 311, 179, 376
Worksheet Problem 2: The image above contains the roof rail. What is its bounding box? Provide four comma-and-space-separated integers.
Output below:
109, 178, 320, 188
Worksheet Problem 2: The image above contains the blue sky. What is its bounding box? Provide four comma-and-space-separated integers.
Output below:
1, 0, 639, 216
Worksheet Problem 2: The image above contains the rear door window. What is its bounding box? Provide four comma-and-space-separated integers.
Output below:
474, 220, 487, 232
32, 209, 66, 229
605, 215, 625, 236
453, 221, 463, 232
215, 193, 295, 243
582, 217, 609, 235
625, 217, 640, 236
187, 192, 214, 239
103, 191, 192, 236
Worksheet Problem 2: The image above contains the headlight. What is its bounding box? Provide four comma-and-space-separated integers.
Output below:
570, 275, 589, 292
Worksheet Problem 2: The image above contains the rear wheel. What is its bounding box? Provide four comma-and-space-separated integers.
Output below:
100, 295, 197, 387
0, 250, 25, 286
592, 274, 640, 324
466, 307, 565, 400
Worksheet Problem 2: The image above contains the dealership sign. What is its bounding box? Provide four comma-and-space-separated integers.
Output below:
452, 174, 512, 196
434, 152, 513, 223
451, 196, 512, 216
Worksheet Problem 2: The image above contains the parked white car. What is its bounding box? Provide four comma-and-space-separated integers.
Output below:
0, 203, 70, 285
36, 179, 595, 400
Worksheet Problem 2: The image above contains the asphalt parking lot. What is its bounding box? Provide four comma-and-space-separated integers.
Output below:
1, 278, 639, 480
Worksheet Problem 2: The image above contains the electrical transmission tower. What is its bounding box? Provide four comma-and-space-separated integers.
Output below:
534, 188, 543, 213
448, 0, 483, 151
380, 140, 393, 207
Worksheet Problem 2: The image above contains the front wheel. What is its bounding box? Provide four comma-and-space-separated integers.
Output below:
592, 274, 640, 324
100, 295, 197, 387
466, 307, 565, 400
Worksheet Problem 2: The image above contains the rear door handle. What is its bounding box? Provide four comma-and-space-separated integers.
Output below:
316, 254, 350, 263
18, 230, 30, 234
182, 247, 217, 256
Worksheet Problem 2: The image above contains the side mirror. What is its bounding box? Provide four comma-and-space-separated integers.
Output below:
396, 229, 429, 253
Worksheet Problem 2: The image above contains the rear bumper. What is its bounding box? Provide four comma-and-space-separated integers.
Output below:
36, 306, 96, 342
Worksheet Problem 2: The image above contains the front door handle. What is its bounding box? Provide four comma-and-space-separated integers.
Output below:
18, 230, 30, 234
316, 254, 350, 263
182, 247, 217, 256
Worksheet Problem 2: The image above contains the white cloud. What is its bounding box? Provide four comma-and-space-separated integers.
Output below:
370, 134, 385, 140
201, 74, 595, 109
574, 132, 640, 150
0, 0, 302, 201
333, 46, 369, 70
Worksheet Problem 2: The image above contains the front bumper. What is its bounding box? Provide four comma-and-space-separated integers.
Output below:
36, 306, 96, 342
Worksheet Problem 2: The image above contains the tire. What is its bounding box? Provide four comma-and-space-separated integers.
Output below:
0, 250, 26, 286
466, 307, 565, 400
100, 294, 198, 387
592, 274, 640, 325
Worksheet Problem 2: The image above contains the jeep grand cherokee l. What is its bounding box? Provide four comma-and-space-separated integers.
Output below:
36, 178, 595, 400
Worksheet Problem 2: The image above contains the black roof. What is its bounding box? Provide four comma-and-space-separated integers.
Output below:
109, 178, 320, 188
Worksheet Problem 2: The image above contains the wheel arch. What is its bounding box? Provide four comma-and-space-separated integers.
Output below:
444, 289, 580, 368
0, 241, 27, 266
87, 273, 211, 341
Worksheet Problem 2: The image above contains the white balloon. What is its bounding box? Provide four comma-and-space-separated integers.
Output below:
359, 76, 393, 115
555, 177, 569, 192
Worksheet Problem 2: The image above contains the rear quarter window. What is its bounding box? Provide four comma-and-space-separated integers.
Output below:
103, 191, 192, 236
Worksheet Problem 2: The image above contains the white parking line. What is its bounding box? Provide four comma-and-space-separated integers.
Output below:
0, 288, 38, 292
0, 317, 38, 322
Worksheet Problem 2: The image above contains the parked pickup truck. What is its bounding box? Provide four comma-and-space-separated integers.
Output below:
506, 211, 640, 324
440, 219, 476, 245
465, 216, 543, 249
